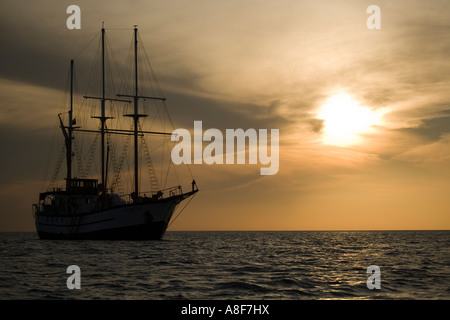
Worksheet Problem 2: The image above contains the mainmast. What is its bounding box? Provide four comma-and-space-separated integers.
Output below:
86, 25, 121, 196
100, 26, 107, 195
72, 25, 171, 201
67, 59, 74, 189
116, 26, 167, 201
58, 60, 75, 191
89, 27, 108, 195
133, 26, 140, 198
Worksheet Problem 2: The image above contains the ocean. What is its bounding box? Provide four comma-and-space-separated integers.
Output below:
0, 231, 449, 301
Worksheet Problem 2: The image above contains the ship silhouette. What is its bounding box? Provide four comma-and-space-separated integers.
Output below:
33, 26, 198, 240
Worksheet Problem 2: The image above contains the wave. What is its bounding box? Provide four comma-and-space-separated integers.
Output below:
1, 231, 449, 300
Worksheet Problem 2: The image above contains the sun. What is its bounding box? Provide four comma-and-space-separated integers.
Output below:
317, 93, 381, 147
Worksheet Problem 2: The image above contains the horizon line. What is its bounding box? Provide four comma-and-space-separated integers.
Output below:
1, 229, 449, 233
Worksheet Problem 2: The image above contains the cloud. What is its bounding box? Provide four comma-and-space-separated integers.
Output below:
400, 111, 450, 141
394, 133, 450, 163
0, 123, 52, 185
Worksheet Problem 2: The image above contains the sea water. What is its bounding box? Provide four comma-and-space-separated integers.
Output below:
0, 231, 449, 300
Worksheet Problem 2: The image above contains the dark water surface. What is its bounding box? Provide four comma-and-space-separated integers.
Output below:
0, 231, 449, 300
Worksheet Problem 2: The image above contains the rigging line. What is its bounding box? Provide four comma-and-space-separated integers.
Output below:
138, 122, 160, 191
157, 99, 194, 180
44, 66, 71, 191
104, 34, 120, 102
163, 155, 171, 190
106, 34, 126, 103
104, 27, 134, 30
151, 101, 163, 128
47, 144, 66, 191
72, 67, 90, 177
72, 30, 100, 61
168, 192, 197, 228
141, 45, 158, 99
83, 35, 102, 118
76, 59, 91, 129
58, 65, 71, 117
166, 125, 195, 180
147, 140, 164, 153
106, 130, 120, 192
72, 138, 84, 178
111, 130, 131, 194
41, 117, 60, 192
139, 32, 165, 98
82, 134, 99, 177
160, 119, 166, 187
73, 56, 88, 96
124, 131, 133, 192
116, 35, 134, 104
72, 67, 81, 119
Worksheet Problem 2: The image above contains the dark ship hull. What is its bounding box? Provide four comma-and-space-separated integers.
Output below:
35, 190, 196, 240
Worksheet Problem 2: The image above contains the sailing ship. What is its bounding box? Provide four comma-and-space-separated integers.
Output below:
33, 26, 198, 240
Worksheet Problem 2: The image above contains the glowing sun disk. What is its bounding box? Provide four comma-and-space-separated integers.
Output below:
317, 93, 381, 146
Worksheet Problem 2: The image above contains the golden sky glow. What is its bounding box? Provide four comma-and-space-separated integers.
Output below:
1, 0, 450, 231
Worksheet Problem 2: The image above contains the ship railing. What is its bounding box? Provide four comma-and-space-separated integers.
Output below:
118, 185, 183, 204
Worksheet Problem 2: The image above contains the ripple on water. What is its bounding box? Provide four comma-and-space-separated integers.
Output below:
0, 231, 449, 300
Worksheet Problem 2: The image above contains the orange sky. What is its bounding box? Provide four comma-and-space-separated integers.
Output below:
1, 0, 450, 231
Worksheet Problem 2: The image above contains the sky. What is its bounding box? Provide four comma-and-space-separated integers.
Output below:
1, 0, 450, 231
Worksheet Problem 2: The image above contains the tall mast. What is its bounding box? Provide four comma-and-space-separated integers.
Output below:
133, 26, 139, 198
59, 60, 74, 191
117, 26, 167, 201
67, 59, 74, 189
90, 25, 108, 195
101, 26, 106, 195
83, 24, 136, 197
